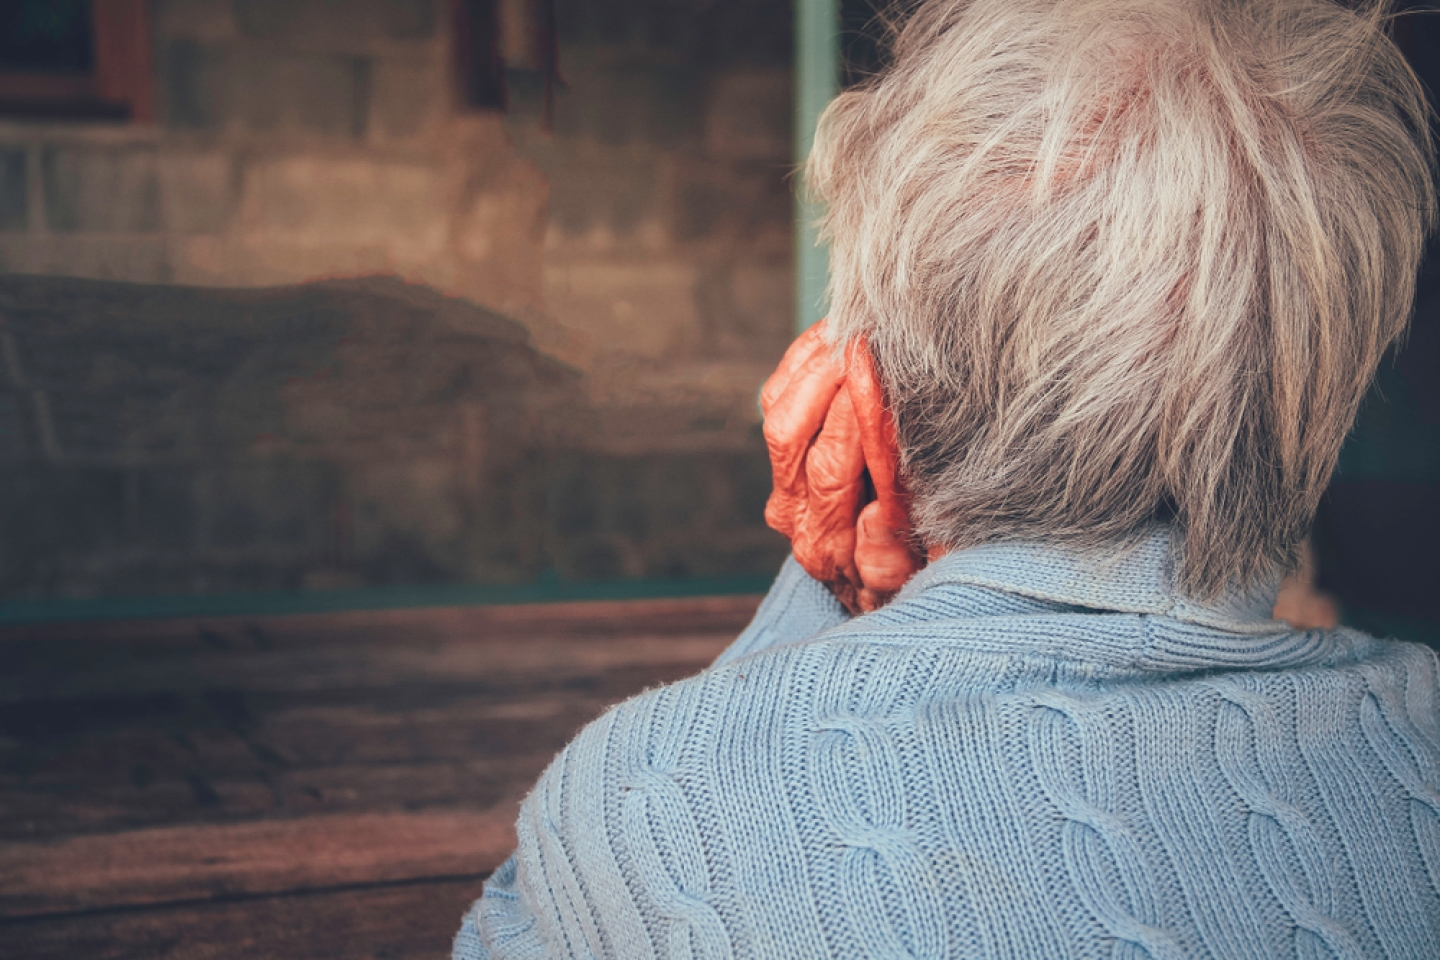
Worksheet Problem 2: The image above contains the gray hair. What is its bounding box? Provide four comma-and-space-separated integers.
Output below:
807, 0, 1436, 596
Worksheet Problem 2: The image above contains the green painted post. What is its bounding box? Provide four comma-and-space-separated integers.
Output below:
795, 0, 841, 334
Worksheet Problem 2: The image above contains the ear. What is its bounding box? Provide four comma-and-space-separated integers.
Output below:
844, 338, 924, 600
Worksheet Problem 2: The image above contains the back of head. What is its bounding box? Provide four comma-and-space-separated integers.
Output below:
809, 0, 1436, 597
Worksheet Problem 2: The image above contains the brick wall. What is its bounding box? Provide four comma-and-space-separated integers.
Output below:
0, 0, 796, 455
0, 0, 796, 600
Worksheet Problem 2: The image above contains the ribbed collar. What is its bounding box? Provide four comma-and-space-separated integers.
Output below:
905, 526, 1284, 634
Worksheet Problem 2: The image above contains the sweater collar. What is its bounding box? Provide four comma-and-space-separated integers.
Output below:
906, 526, 1284, 633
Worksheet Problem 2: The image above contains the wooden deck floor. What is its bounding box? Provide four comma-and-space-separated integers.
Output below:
0, 596, 757, 959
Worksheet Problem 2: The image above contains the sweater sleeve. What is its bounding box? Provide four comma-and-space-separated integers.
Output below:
453, 557, 843, 960
454, 855, 538, 960
461, 691, 721, 960
710, 554, 850, 667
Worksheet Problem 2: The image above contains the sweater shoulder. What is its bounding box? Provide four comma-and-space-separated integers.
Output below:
500, 630, 1440, 959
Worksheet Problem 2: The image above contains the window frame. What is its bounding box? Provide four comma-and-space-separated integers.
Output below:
0, 0, 153, 123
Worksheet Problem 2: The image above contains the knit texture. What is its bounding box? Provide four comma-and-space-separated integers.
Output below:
453, 530, 1440, 959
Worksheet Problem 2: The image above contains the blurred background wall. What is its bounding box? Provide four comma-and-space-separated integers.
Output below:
0, 0, 1435, 650
0, 0, 800, 607
0, 0, 797, 435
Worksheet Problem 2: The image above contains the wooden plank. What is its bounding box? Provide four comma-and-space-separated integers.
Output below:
0, 597, 745, 841
0, 594, 758, 954
0, 875, 487, 960
1, 757, 548, 845
0, 809, 514, 920
0, 632, 736, 700
0, 661, 718, 841
0, 594, 763, 646
0, 600, 755, 702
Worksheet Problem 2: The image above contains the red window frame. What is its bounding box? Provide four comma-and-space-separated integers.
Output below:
0, 0, 154, 122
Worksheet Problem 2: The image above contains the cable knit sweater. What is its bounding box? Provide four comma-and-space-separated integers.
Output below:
454, 530, 1440, 959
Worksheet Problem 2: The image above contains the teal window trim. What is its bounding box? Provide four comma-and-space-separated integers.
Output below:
795, 0, 840, 333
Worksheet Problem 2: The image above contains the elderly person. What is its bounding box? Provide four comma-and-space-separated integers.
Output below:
455, 0, 1440, 956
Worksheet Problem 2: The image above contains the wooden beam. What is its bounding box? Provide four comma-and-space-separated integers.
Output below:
794, 0, 840, 333
1, 874, 486, 960
0, 809, 515, 920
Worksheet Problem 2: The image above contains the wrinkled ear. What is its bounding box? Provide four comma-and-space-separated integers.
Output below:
844, 339, 923, 600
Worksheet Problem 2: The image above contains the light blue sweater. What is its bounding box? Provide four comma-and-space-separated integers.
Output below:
454, 530, 1440, 958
